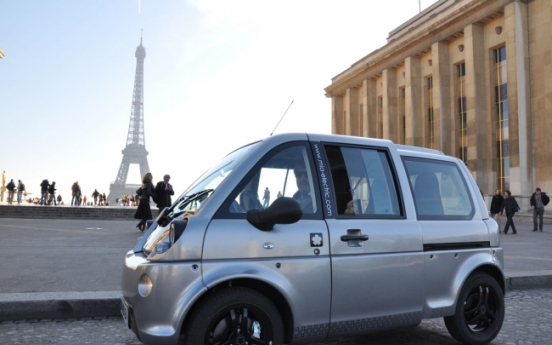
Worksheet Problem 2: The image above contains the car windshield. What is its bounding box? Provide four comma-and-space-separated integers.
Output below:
163, 141, 260, 220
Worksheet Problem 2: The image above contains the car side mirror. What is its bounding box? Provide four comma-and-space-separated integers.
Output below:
247, 197, 303, 231
157, 207, 171, 227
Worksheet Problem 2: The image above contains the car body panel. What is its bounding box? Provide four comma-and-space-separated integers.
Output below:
121, 254, 205, 345
202, 257, 332, 343
202, 218, 331, 343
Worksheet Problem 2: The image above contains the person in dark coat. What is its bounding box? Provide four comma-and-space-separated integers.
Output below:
135, 172, 155, 232
530, 187, 549, 232
154, 174, 175, 212
40, 179, 50, 205
48, 182, 57, 205
6, 179, 16, 204
92, 189, 100, 206
490, 189, 504, 232
500, 190, 520, 234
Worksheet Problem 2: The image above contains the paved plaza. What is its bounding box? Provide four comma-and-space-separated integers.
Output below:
0, 288, 550, 345
0, 218, 138, 294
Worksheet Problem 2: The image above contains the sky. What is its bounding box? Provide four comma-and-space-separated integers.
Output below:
0, 0, 438, 202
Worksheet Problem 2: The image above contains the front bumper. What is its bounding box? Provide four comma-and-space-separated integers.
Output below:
121, 251, 206, 345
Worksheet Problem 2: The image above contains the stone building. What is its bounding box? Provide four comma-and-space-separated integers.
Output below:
325, 0, 551, 209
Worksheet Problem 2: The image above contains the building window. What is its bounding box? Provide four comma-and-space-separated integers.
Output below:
399, 87, 406, 144
377, 96, 383, 138
494, 47, 509, 191
457, 63, 467, 164
427, 76, 434, 149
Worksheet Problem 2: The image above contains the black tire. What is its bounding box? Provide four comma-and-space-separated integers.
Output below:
444, 272, 505, 345
183, 287, 284, 345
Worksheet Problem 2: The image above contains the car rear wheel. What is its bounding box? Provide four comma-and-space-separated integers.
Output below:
184, 287, 284, 345
444, 272, 504, 345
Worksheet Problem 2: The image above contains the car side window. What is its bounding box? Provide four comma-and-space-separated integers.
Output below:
229, 143, 319, 216
325, 145, 402, 218
402, 157, 474, 220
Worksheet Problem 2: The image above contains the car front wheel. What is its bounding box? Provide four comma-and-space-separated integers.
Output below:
184, 287, 284, 345
444, 272, 505, 345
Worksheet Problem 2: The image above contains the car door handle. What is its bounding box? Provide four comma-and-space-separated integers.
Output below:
340, 235, 369, 241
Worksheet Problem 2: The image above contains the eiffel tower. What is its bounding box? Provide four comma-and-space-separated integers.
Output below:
108, 34, 150, 204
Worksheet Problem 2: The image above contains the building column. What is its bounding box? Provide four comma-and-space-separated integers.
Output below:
505, 1, 532, 201
431, 41, 452, 155
464, 23, 493, 193
345, 87, 359, 136
382, 68, 398, 141
405, 56, 423, 146
363, 79, 377, 138
331, 95, 344, 135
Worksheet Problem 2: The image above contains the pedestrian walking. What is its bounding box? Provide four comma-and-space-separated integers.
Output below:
122, 194, 127, 206
71, 182, 79, 206
262, 187, 270, 208
500, 190, 520, 234
83, 195, 87, 206
530, 187, 550, 232
92, 189, 100, 206
16, 180, 25, 204
154, 174, 174, 212
6, 179, 16, 204
40, 179, 50, 205
490, 189, 504, 232
135, 172, 155, 232
98, 193, 103, 206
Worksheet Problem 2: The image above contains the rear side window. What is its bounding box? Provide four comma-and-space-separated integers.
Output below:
402, 157, 474, 220
325, 145, 402, 218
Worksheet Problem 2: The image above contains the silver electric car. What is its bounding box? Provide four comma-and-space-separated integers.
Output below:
121, 133, 505, 345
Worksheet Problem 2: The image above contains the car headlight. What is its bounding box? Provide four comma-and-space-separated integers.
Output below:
138, 274, 153, 297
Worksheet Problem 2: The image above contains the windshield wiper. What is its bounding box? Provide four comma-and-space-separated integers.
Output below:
177, 189, 214, 210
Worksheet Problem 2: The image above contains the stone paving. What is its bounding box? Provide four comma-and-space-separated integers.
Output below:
0, 288, 551, 345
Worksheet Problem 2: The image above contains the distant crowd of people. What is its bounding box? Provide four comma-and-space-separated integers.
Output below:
4, 177, 27, 205
1, 170, 112, 207
3, 176, 63, 206
489, 187, 549, 234
70, 183, 109, 206
2, 170, 174, 215
116, 193, 139, 207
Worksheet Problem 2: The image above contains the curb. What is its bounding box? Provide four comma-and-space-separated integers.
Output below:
2, 274, 552, 322
0, 291, 121, 322
505, 270, 552, 291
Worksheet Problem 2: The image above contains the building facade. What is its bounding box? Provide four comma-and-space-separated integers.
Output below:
325, 0, 551, 209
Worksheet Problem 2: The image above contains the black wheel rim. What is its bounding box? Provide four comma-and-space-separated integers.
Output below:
463, 284, 501, 334
206, 306, 273, 345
